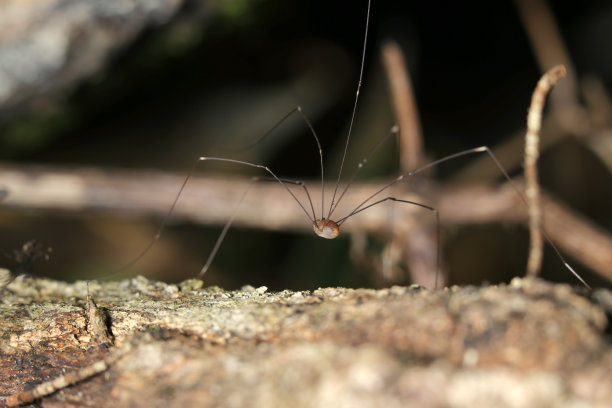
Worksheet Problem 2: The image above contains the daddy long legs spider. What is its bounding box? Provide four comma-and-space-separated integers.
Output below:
110, 0, 592, 290
1, 1, 608, 289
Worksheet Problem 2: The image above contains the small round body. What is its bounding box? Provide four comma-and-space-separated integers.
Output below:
313, 219, 340, 239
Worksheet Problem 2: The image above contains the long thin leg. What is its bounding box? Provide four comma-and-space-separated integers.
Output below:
328, 0, 372, 220
104, 157, 317, 279
337, 196, 441, 288
339, 146, 590, 288
327, 125, 399, 220
296, 107, 326, 221
341, 147, 491, 222
230, 106, 325, 220
199, 157, 315, 220
199, 177, 251, 277
242, 175, 318, 229
199, 175, 317, 277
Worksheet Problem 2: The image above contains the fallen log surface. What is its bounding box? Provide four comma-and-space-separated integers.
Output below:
0, 276, 610, 407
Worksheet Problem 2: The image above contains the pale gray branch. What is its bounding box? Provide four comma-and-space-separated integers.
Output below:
1, 163, 611, 282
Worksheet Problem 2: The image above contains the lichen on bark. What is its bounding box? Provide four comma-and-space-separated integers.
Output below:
0, 276, 610, 407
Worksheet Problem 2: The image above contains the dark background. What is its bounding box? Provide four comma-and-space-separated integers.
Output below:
1, 0, 611, 290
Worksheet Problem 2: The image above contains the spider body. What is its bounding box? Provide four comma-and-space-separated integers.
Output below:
313, 219, 340, 239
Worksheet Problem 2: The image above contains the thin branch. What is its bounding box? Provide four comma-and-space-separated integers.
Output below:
524, 64, 566, 277
381, 40, 425, 171
514, 0, 577, 108
455, 0, 612, 185
1, 163, 611, 283
381, 40, 435, 286
5, 342, 130, 407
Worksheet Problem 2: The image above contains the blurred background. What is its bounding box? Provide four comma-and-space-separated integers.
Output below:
0, 0, 611, 290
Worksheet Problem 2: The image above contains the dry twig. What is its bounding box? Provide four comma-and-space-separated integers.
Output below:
380, 40, 438, 287
381, 40, 425, 170
514, 0, 577, 108
0, 164, 611, 283
524, 65, 566, 277
456, 0, 612, 183
4, 343, 128, 407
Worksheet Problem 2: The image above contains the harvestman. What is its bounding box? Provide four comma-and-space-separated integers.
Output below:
120, 0, 589, 288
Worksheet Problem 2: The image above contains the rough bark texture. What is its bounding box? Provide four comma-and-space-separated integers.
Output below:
0, 276, 610, 407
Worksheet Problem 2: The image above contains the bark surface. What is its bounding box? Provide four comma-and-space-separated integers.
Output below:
0, 276, 610, 407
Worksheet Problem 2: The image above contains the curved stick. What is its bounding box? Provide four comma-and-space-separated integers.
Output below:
339, 146, 590, 288
524, 65, 567, 277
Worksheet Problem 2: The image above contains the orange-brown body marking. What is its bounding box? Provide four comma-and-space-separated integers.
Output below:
314, 219, 340, 239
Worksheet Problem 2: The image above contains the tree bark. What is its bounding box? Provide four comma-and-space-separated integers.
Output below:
1, 276, 610, 407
